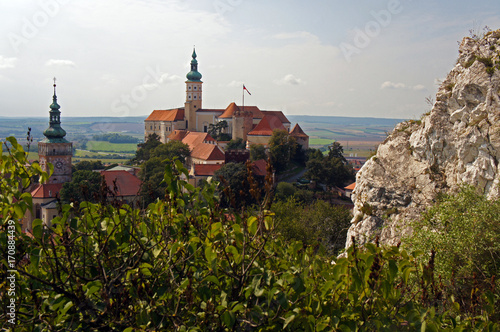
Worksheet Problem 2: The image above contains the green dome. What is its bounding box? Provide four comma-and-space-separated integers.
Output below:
186, 70, 202, 81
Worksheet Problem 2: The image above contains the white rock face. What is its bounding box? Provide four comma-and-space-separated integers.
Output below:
346, 31, 500, 248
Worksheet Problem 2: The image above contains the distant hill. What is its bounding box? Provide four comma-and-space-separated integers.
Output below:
287, 115, 405, 127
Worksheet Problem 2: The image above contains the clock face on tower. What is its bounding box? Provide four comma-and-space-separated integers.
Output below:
53, 158, 66, 174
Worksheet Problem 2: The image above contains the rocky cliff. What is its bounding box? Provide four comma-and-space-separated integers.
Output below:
346, 30, 500, 248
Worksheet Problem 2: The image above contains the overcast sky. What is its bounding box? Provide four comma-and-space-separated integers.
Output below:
1, 0, 499, 119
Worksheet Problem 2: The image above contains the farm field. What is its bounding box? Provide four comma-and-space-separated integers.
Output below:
86, 141, 138, 153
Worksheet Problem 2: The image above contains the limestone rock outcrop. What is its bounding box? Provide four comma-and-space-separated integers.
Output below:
346, 30, 500, 248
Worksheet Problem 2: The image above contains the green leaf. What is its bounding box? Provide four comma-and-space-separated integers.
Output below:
284, 313, 296, 328
204, 275, 220, 287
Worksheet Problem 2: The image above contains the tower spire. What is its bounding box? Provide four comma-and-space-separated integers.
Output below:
42, 79, 68, 143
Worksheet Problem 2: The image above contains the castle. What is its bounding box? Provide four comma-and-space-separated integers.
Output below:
144, 49, 309, 150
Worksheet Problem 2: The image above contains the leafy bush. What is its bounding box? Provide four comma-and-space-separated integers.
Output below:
1, 137, 499, 331
403, 186, 500, 315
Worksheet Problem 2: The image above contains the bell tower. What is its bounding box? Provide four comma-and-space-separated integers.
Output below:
185, 48, 202, 131
38, 79, 72, 184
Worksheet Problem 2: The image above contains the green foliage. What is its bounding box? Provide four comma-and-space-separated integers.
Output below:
268, 129, 297, 173
208, 120, 229, 141
60, 170, 105, 204
305, 144, 355, 189
213, 162, 266, 209
92, 133, 140, 144
74, 160, 105, 171
272, 198, 351, 255
403, 186, 500, 315
225, 137, 246, 150
1, 136, 499, 331
139, 140, 190, 205
249, 143, 267, 161
133, 133, 162, 163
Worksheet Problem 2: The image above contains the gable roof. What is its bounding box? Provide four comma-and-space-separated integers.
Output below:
247, 115, 286, 136
192, 163, 223, 176
100, 170, 142, 197
260, 110, 290, 124
181, 132, 216, 150
168, 130, 189, 141
190, 143, 225, 161
145, 108, 185, 122
31, 183, 63, 199
289, 123, 309, 138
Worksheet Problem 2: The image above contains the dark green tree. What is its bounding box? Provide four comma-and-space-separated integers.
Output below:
249, 143, 267, 161
132, 133, 162, 163
60, 170, 104, 204
208, 120, 230, 140
268, 129, 297, 173
139, 140, 190, 204
74, 160, 105, 171
305, 144, 354, 189
226, 137, 246, 150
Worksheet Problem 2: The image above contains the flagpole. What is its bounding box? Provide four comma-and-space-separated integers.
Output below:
242, 84, 244, 114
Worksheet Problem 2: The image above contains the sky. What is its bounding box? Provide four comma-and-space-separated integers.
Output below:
0, 0, 499, 119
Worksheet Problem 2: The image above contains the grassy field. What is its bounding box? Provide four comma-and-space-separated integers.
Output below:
86, 141, 138, 153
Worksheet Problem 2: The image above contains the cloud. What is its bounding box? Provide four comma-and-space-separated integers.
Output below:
274, 74, 305, 86
158, 73, 181, 84
45, 59, 76, 67
380, 81, 406, 89
380, 81, 426, 91
0, 56, 17, 69
271, 31, 319, 42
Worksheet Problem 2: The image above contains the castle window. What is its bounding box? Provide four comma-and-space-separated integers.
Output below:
188, 86, 192, 90
194, 86, 197, 90
194, 95, 197, 99
203, 125, 208, 132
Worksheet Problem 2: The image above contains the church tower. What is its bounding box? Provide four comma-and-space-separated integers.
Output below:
38, 80, 72, 184
184, 48, 202, 131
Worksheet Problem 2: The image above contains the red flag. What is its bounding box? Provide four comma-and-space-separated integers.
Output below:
243, 85, 251, 95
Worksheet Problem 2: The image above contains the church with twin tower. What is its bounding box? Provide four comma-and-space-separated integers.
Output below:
144, 49, 309, 150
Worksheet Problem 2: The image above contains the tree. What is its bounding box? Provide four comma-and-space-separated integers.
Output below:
74, 160, 105, 171
60, 170, 104, 204
132, 133, 161, 163
139, 140, 190, 204
208, 120, 230, 141
249, 143, 266, 161
305, 144, 355, 189
268, 130, 297, 173
226, 137, 246, 150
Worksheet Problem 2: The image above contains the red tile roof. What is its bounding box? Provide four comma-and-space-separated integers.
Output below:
218, 102, 240, 119
145, 108, 185, 122
247, 115, 286, 136
191, 143, 225, 161
252, 159, 268, 177
168, 130, 189, 141
31, 183, 63, 199
289, 123, 309, 138
181, 132, 216, 150
261, 110, 290, 124
193, 164, 223, 176
100, 170, 142, 197
344, 182, 356, 191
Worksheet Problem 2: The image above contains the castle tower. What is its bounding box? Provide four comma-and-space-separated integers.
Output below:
232, 108, 253, 142
185, 48, 203, 131
38, 80, 72, 184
